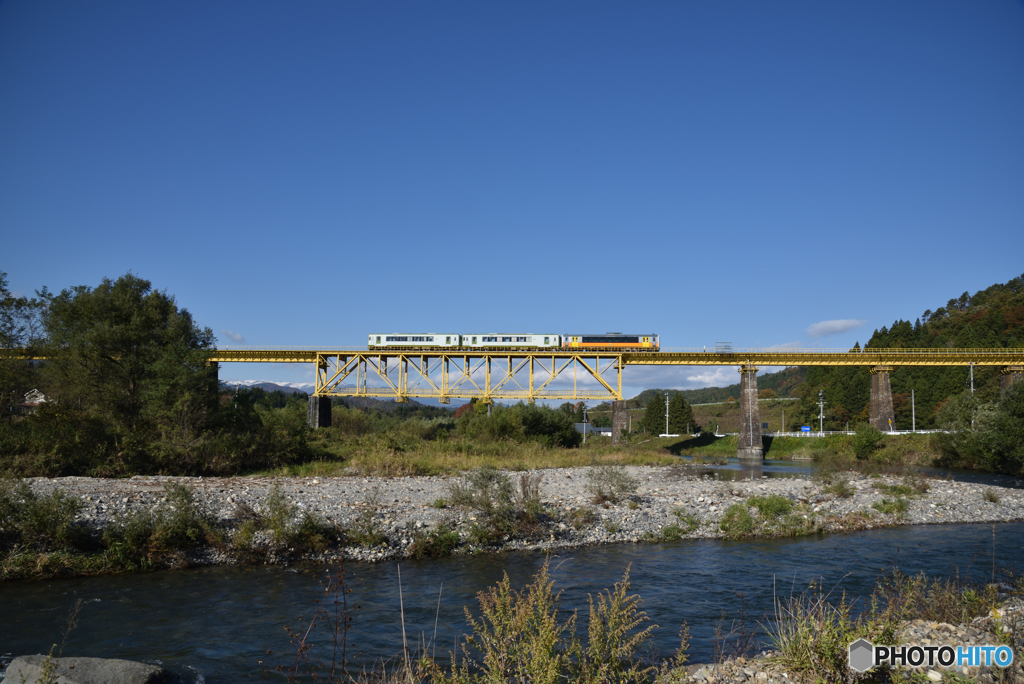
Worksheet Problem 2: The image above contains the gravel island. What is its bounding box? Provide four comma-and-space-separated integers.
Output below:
25, 465, 1024, 565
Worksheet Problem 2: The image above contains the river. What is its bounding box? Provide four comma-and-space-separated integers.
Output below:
2, 520, 1022, 682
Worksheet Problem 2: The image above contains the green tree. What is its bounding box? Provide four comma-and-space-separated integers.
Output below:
667, 391, 697, 434
641, 393, 666, 434
40, 273, 217, 438
992, 383, 1024, 475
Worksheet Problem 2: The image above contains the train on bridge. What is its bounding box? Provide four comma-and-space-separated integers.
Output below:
367, 333, 659, 351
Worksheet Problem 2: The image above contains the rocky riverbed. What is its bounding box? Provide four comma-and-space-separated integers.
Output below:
24, 464, 1024, 565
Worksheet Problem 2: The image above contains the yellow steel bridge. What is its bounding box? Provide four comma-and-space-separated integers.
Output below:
204, 347, 1024, 404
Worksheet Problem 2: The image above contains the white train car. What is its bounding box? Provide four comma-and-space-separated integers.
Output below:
368, 333, 461, 349
461, 333, 561, 349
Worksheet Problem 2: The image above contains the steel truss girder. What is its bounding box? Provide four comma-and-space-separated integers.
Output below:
315, 352, 623, 402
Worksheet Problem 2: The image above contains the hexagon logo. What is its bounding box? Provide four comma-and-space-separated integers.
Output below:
848, 639, 874, 673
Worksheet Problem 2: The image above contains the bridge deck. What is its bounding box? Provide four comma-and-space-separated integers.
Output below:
204, 347, 1024, 366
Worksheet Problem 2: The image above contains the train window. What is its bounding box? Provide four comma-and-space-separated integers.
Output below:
483, 336, 497, 342
376, 336, 381, 344
516, 336, 528, 342
446, 336, 451, 344
544, 337, 549, 344
501, 336, 512, 342
386, 336, 409, 342
472, 336, 477, 344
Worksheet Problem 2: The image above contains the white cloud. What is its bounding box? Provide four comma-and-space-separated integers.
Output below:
220, 329, 245, 343
805, 319, 866, 338
683, 367, 737, 386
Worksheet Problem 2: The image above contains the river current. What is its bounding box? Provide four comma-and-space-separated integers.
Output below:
2, 520, 1022, 683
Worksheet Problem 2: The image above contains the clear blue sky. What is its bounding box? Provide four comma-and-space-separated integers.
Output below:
3, 1, 1023, 395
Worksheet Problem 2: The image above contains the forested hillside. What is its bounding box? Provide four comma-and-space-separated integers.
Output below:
626, 274, 1023, 434
790, 274, 1024, 430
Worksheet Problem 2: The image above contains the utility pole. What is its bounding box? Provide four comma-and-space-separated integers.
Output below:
817, 390, 826, 435
583, 406, 588, 445
911, 389, 916, 432
664, 392, 670, 435
970, 363, 974, 395
782, 409, 785, 435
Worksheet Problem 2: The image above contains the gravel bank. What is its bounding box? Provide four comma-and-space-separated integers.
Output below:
24, 465, 1024, 565
674, 597, 1024, 684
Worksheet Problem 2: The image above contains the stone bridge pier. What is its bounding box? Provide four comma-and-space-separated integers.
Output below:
870, 366, 895, 431
308, 395, 332, 429
737, 365, 763, 462
611, 400, 627, 445
1001, 366, 1023, 395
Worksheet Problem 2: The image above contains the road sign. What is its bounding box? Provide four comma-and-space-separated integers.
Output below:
801, 426, 811, 432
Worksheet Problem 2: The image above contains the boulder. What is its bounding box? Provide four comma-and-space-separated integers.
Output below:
3, 655, 175, 684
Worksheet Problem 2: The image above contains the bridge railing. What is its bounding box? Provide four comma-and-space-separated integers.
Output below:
211, 345, 1024, 355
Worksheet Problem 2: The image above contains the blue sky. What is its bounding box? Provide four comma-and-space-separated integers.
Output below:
3, 1, 1023, 397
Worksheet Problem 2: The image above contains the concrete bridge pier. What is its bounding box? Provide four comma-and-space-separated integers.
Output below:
611, 400, 626, 445
870, 366, 895, 431
737, 365, 763, 462
308, 395, 332, 429
1002, 366, 1024, 395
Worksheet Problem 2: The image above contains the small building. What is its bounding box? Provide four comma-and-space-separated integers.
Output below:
20, 389, 47, 414
574, 423, 613, 437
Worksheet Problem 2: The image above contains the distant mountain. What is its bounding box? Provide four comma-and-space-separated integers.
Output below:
220, 380, 315, 394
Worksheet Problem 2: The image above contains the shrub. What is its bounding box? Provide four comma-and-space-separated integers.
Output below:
585, 465, 638, 504
105, 483, 220, 560
408, 524, 460, 559
768, 583, 899, 681
874, 568, 1000, 624
719, 503, 754, 539
348, 486, 387, 548
747, 494, 792, 519
823, 479, 854, 498
871, 497, 909, 515
448, 467, 547, 539
565, 507, 597, 531
874, 477, 929, 498
671, 507, 699, 534
448, 466, 516, 522
851, 423, 884, 460
982, 489, 1000, 503
433, 562, 658, 684
0, 478, 91, 551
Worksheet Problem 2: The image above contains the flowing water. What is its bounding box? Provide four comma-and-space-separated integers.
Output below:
2, 521, 1022, 683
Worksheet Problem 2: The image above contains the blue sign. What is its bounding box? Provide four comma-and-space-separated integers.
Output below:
801, 426, 811, 432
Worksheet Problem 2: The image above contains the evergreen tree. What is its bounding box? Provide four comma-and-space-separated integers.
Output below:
667, 391, 697, 434
641, 393, 666, 434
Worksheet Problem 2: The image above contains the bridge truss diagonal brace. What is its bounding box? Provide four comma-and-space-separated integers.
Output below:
313, 352, 625, 403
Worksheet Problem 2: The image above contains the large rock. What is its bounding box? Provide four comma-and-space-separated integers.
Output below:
3, 655, 175, 684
